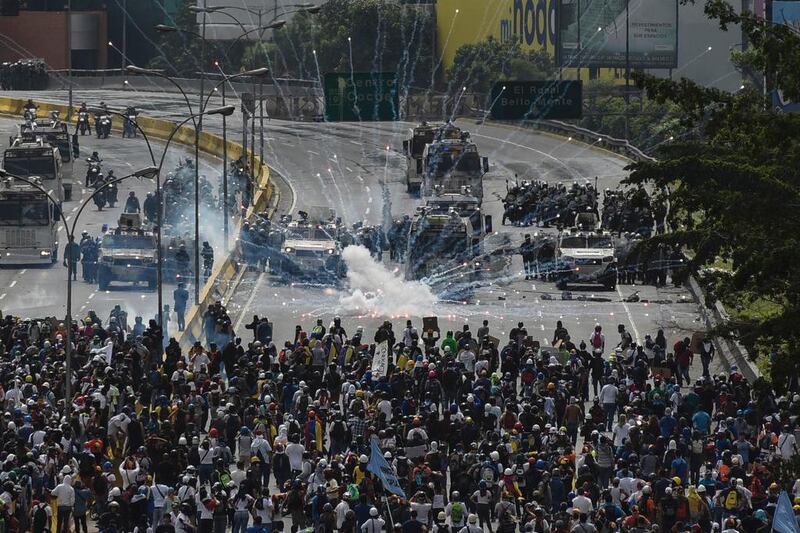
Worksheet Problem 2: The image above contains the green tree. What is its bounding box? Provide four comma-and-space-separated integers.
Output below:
272, 0, 434, 87
579, 80, 684, 151
624, 0, 800, 365
446, 38, 557, 95
147, 0, 245, 76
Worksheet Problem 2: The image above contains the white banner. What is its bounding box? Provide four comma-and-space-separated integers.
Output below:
373, 341, 389, 378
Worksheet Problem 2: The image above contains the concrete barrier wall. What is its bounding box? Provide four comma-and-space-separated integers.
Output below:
0, 96, 275, 350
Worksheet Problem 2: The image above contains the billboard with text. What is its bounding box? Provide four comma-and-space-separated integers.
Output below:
558, 0, 678, 68
773, 1, 800, 32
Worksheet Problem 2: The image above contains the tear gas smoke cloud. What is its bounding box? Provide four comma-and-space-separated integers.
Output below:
337, 245, 437, 317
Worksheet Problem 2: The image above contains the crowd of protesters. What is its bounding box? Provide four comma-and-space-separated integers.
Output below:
0, 306, 798, 533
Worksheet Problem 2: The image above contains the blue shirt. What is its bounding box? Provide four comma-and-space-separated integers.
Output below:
671, 457, 689, 484
660, 415, 677, 438
692, 410, 711, 435
354, 503, 372, 528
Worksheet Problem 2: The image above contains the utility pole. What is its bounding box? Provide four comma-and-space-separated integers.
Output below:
122, 0, 127, 71
67, 0, 73, 120
194, 0, 207, 304
624, 0, 630, 140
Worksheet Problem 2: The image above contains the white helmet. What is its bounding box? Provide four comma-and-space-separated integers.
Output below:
370, 507, 379, 517
359, 455, 369, 464
490, 451, 500, 462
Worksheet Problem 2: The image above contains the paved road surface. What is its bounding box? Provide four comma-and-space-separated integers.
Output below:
17, 87, 731, 533
0, 115, 217, 334
11, 89, 717, 369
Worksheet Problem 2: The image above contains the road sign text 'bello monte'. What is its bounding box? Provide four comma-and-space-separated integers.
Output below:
323, 72, 399, 122
490, 81, 583, 120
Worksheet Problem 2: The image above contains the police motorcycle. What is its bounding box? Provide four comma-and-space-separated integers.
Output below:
22, 100, 37, 121
122, 106, 138, 138
95, 112, 112, 139
76, 103, 91, 135
85, 154, 103, 187
105, 170, 118, 208
92, 176, 108, 211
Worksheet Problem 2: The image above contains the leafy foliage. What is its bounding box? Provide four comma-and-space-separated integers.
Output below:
272, 0, 435, 86
446, 38, 557, 95
149, 0, 434, 84
625, 0, 800, 365
578, 80, 684, 151
147, 0, 242, 76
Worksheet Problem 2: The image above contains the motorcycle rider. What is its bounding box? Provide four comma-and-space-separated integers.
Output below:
95, 102, 111, 138
122, 106, 138, 138
76, 102, 91, 135
124, 191, 141, 214
105, 170, 118, 207
23, 98, 37, 119
93, 175, 107, 211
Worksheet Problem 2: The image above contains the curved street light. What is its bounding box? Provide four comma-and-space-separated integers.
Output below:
0, 167, 157, 415
84, 105, 231, 335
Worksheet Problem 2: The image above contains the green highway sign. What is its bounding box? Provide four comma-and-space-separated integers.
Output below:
490, 81, 583, 120
323, 72, 399, 122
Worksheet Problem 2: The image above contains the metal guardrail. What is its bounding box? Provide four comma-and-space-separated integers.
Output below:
48, 68, 317, 87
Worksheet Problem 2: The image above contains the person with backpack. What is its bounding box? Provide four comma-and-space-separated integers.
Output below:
457, 514, 482, 533
446, 491, 467, 530
494, 491, 517, 533
722, 483, 743, 516
30, 499, 51, 533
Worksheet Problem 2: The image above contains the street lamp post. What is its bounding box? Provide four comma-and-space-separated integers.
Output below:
130, 61, 267, 257
0, 168, 159, 414
203, 66, 270, 250
201, 69, 268, 250
190, 2, 321, 166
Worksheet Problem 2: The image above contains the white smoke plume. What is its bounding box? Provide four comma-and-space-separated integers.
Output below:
337, 245, 437, 317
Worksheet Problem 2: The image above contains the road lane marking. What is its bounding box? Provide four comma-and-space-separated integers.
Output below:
617, 286, 641, 342
8, 280, 16, 288
88, 292, 95, 300
234, 273, 265, 332
471, 132, 584, 179
20, 269, 26, 275
345, 167, 353, 172
349, 140, 360, 145
0, 294, 5, 300
307, 150, 319, 155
